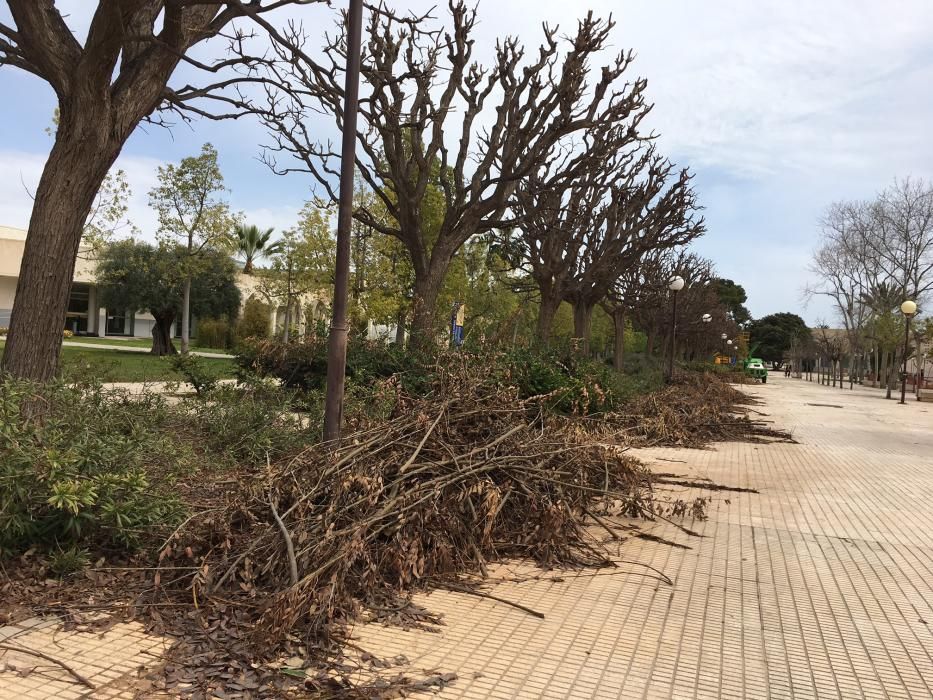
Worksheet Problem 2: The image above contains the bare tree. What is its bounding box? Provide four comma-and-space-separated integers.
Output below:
252, 2, 651, 346
871, 178, 933, 303
0, 0, 320, 382
807, 205, 873, 388
606, 248, 730, 367
510, 142, 703, 353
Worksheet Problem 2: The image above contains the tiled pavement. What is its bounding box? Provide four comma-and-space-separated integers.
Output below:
0, 618, 168, 698
2, 374, 932, 698
353, 375, 933, 699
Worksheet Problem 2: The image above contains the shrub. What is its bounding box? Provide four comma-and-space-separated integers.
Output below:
236, 298, 271, 342
196, 317, 232, 350
186, 384, 313, 465
0, 326, 8, 336
62, 329, 74, 338
0, 380, 184, 555
499, 347, 620, 414
170, 353, 220, 396
236, 337, 418, 391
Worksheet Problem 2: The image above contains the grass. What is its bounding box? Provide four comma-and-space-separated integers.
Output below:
1, 341, 237, 383
63, 335, 231, 355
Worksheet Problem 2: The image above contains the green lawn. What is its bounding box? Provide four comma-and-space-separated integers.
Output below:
1, 341, 237, 383
63, 335, 231, 355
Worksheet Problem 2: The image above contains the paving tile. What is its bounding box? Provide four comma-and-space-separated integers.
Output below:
351, 376, 933, 699
4, 376, 933, 698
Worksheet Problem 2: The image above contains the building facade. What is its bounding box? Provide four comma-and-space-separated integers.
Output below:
1, 225, 329, 340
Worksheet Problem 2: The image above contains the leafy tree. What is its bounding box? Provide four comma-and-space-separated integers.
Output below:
747, 313, 810, 363
149, 144, 239, 354
96, 241, 240, 356
236, 224, 280, 274
711, 278, 751, 326
0, 0, 319, 382
259, 202, 335, 341
237, 297, 273, 341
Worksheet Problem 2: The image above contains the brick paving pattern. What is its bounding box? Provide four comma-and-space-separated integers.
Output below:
1, 374, 931, 698
354, 375, 933, 699
0, 618, 168, 698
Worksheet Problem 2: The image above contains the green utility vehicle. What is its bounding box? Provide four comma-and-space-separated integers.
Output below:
744, 357, 768, 383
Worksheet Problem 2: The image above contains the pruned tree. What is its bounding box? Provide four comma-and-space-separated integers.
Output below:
253, 2, 652, 346
510, 142, 704, 352
0, 0, 322, 382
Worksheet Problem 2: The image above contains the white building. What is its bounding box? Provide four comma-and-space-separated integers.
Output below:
0, 225, 329, 339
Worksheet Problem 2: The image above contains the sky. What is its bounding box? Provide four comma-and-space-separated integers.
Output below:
2, 0, 933, 325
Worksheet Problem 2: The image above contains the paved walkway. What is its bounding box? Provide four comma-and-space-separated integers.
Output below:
2, 374, 932, 698
354, 374, 933, 699
60, 340, 234, 359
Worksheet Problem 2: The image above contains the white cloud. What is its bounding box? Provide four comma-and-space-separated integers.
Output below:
0, 150, 166, 239
4, 0, 933, 326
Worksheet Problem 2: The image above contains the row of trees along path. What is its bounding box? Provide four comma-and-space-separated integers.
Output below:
1, 1, 708, 379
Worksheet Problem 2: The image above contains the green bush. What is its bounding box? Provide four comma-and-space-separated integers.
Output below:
0, 379, 184, 555
186, 384, 313, 464
196, 316, 232, 349
170, 353, 220, 396
236, 298, 271, 342
235, 337, 418, 391
498, 347, 621, 414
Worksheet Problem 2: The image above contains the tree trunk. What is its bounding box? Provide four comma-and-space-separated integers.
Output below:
282, 301, 291, 343
151, 315, 178, 356
885, 350, 895, 399
572, 301, 594, 356
394, 309, 406, 346
536, 290, 561, 347
181, 276, 192, 354
409, 270, 445, 351
612, 308, 626, 371
0, 123, 119, 381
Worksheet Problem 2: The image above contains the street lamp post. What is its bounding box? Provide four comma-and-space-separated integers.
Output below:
666, 276, 685, 381
323, 0, 365, 443
899, 300, 917, 405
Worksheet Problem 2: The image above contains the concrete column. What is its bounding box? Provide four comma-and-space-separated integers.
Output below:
87, 285, 98, 335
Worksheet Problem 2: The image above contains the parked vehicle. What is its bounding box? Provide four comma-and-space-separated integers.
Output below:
744, 357, 768, 383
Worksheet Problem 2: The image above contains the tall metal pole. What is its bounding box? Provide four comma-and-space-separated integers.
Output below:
323, 0, 364, 443
899, 314, 912, 405
667, 290, 678, 381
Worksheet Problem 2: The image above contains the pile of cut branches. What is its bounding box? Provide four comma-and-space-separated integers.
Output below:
154, 367, 654, 662
610, 371, 793, 448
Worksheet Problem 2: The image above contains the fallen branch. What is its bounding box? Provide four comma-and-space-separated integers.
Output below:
0, 643, 95, 689
438, 583, 545, 619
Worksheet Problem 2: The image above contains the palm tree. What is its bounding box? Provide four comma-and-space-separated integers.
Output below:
235, 224, 280, 274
